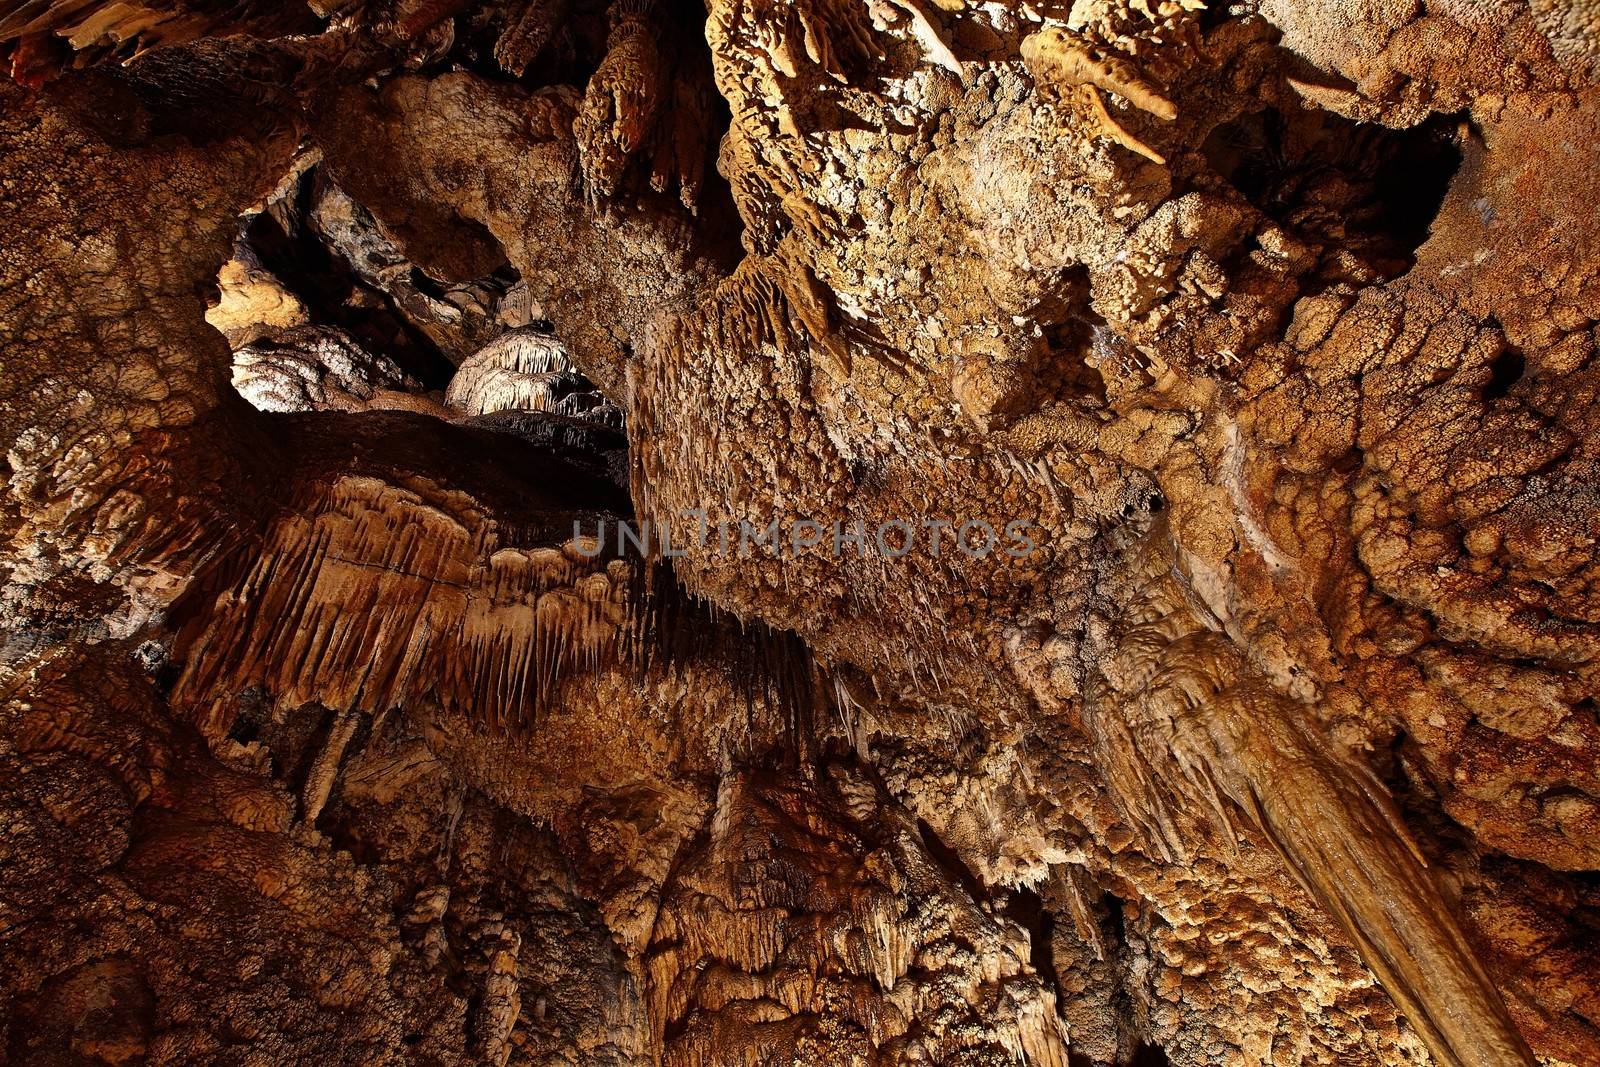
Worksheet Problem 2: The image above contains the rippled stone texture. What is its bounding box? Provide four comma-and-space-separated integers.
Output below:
1, 2, 1596, 1065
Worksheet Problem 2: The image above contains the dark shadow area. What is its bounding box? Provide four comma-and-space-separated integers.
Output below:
1203, 106, 1464, 277
1030, 267, 1118, 406
445, 0, 611, 88
234, 170, 465, 390
1130, 1041, 1172, 1065
431, 0, 744, 261
1483, 345, 1527, 402
1002, 884, 1057, 979
915, 818, 989, 904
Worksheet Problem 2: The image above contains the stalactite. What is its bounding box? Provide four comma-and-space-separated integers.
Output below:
1086, 534, 1538, 1067
169, 474, 626, 736
300, 707, 360, 824
4, 2, 1597, 1063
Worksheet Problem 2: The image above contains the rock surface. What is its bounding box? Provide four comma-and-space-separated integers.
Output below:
0, 2, 1597, 1066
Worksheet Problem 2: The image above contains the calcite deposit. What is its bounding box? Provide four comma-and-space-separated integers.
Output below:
0, 1, 1596, 1065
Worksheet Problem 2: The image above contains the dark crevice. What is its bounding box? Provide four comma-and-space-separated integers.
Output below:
235, 169, 460, 389
1196, 1, 1235, 33
1102, 892, 1127, 948
1032, 267, 1114, 406
915, 818, 989, 905
1129, 1041, 1172, 1066
226, 708, 261, 747
1001, 885, 1057, 980
1203, 106, 1464, 278
407, 264, 451, 302
1483, 345, 1527, 402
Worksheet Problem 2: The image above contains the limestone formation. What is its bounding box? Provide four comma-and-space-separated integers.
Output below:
1, 2, 1597, 1066
446, 329, 619, 422
230, 325, 438, 414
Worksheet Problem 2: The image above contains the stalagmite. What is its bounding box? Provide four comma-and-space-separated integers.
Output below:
477, 925, 523, 1067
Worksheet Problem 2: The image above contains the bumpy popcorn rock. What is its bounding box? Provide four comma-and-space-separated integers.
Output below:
0, 2, 1597, 1066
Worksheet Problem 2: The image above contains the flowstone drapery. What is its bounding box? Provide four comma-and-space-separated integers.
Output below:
2, 2, 1597, 1064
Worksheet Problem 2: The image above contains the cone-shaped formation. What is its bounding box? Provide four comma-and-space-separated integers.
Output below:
2, 3, 1599, 1066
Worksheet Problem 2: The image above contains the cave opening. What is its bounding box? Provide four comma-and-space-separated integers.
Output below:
203, 160, 628, 472
5, 1, 1595, 1064
225, 168, 467, 390
1202, 105, 1464, 277
1001, 884, 1057, 980
1483, 344, 1527, 402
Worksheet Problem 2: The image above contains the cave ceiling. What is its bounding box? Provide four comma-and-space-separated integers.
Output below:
1, 0, 1598, 1064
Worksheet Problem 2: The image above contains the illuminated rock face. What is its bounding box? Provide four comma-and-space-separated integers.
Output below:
0, 3, 1596, 1066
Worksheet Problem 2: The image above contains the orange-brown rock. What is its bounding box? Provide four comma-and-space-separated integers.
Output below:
2, 3, 1598, 1066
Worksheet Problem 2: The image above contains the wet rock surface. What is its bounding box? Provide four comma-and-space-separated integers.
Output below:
0, 2, 1597, 1065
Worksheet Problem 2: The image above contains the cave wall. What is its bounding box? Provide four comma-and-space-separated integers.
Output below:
1, 1, 1597, 1065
